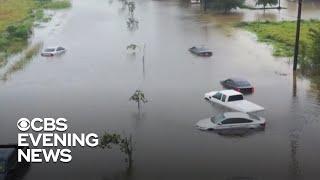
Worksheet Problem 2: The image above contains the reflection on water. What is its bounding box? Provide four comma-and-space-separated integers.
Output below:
293, 72, 298, 97
1, 42, 43, 81
254, 12, 278, 21
309, 76, 320, 103
102, 166, 133, 180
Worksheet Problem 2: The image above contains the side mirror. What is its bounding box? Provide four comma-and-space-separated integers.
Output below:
218, 122, 222, 125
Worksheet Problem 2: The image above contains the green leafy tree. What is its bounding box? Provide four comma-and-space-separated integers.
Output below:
309, 28, 320, 67
6, 24, 31, 40
205, 0, 245, 13
129, 90, 147, 111
256, 0, 278, 10
100, 133, 134, 168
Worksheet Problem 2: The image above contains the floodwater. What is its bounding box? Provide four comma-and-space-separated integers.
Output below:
0, 0, 320, 179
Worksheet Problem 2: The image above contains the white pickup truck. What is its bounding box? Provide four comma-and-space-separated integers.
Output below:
204, 90, 264, 115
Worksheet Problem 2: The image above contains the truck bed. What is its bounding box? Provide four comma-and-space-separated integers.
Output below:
225, 100, 265, 113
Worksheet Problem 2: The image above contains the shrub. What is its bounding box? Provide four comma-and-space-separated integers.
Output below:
42, 0, 71, 9
6, 24, 31, 40
309, 28, 320, 66
0, 37, 9, 52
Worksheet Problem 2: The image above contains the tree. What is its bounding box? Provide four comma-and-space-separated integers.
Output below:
256, 0, 278, 10
129, 90, 147, 111
309, 28, 320, 67
100, 133, 134, 169
206, 0, 245, 13
126, 1, 138, 31
126, 44, 139, 54
127, 1, 135, 17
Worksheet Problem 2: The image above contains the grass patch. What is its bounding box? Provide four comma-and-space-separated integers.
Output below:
236, 20, 320, 57
0, 0, 36, 32
0, 0, 71, 64
41, 0, 72, 9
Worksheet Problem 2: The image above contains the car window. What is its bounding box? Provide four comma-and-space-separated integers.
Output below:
221, 95, 226, 102
226, 79, 233, 85
57, 47, 64, 51
0, 161, 5, 173
236, 118, 253, 123
211, 114, 225, 123
44, 48, 55, 52
221, 119, 235, 124
221, 118, 252, 124
235, 81, 251, 87
213, 92, 223, 100
228, 95, 243, 102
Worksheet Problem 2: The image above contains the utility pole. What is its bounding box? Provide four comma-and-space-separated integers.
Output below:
293, 0, 303, 71
203, 0, 207, 11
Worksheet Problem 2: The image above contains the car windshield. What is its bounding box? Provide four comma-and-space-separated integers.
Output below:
236, 81, 251, 87
0, 161, 5, 173
211, 114, 225, 124
44, 48, 55, 52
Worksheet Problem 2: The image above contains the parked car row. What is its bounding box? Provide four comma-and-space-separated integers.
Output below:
196, 78, 266, 132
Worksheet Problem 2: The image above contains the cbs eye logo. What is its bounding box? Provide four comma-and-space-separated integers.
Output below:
17, 118, 30, 131
17, 118, 68, 132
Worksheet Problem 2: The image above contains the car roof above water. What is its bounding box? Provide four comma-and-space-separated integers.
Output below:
227, 77, 248, 82
219, 90, 243, 96
223, 112, 251, 119
191, 47, 211, 52
45, 46, 64, 49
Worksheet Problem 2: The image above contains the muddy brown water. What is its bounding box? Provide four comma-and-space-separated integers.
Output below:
0, 0, 320, 180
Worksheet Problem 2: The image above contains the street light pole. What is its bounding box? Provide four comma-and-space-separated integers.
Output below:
293, 0, 303, 71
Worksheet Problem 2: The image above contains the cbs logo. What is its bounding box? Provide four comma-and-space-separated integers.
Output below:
17, 118, 68, 132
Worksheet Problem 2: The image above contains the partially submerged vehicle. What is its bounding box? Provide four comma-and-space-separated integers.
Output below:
190, 0, 200, 4
189, 46, 212, 57
196, 112, 266, 131
204, 90, 264, 115
0, 145, 29, 180
220, 78, 254, 94
41, 46, 66, 57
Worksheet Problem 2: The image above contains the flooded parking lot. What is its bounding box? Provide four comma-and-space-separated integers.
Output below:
0, 0, 320, 179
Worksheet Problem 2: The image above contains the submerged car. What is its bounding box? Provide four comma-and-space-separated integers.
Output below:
204, 90, 264, 115
196, 112, 266, 131
41, 46, 66, 57
190, 0, 200, 4
220, 78, 254, 94
189, 46, 212, 57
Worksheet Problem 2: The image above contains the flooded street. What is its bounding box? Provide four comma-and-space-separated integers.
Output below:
1, 0, 320, 179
